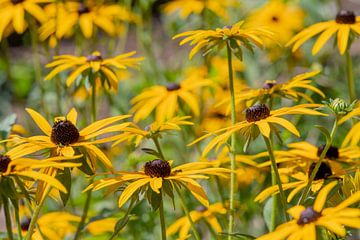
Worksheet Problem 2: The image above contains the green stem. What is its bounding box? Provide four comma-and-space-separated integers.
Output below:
1, 40, 13, 82
14, 201, 23, 240
345, 50, 356, 102
262, 136, 289, 222
153, 137, 165, 160
25, 188, 51, 240
174, 185, 201, 240
109, 199, 136, 240
298, 119, 338, 205
2, 196, 14, 240
159, 190, 167, 240
73, 178, 94, 240
90, 72, 97, 122
226, 41, 237, 239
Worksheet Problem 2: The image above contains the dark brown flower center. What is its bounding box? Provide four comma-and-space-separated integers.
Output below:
297, 207, 321, 225
51, 120, 80, 146
271, 16, 279, 22
86, 54, 103, 62
20, 218, 31, 231
196, 205, 208, 212
335, 10, 356, 24
245, 104, 270, 122
223, 25, 232, 29
144, 159, 171, 178
263, 80, 277, 89
308, 162, 332, 180
0, 155, 11, 173
166, 83, 181, 91
317, 145, 339, 160
78, 3, 90, 15
11, 0, 24, 4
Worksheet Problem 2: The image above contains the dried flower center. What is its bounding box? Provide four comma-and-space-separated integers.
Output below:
20, 218, 31, 231
11, 0, 24, 4
51, 120, 80, 146
297, 207, 321, 225
245, 104, 270, 122
144, 159, 171, 178
335, 10, 356, 24
317, 145, 339, 160
271, 16, 279, 22
308, 162, 332, 180
263, 80, 277, 89
78, 3, 90, 14
166, 83, 181, 91
86, 54, 103, 62
0, 155, 11, 173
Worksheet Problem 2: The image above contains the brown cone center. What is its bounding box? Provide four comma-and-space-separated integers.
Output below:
0, 155, 11, 173
245, 104, 270, 122
297, 207, 321, 225
317, 145, 339, 160
51, 120, 80, 146
144, 159, 171, 178
336, 10, 356, 24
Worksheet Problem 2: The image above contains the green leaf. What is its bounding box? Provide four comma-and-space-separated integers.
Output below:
315, 125, 331, 145
162, 181, 175, 208
146, 187, 162, 211
57, 168, 72, 206
141, 148, 162, 158
229, 39, 243, 61
78, 150, 95, 176
0, 114, 16, 140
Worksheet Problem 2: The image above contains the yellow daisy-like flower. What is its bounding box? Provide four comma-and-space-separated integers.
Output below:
16, 108, 131, 170
113, 116, 193, 147
287, 10, 360, 55
131, 69, 212, 122
173, 20, 274, 59
246, 0, 304, 46
190, 104, 326, 157
0, 0, 49, 41
85, 160, 230, 208
257, 181, 360, 240
218, 70, 325, 110
163, 0, 238, 20
38, 1, 139, 42
44, 51, 143, 90
167, 202, 227, 239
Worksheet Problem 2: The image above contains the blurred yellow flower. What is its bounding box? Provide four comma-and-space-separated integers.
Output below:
338, 105, 360, 146
163, 0, 238, 20
257, 181, 360, 240
0, 0, 49, 40
167, 202, 227, 239
45, 51, 143, 90
287, 10, 360, 55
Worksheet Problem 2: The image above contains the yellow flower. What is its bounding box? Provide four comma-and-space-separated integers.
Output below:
0, 0, 49, 41
113, 116, 193, 147
246, 0, 304, 46
131, 69, 212, 122
257, 181, 360, 240
190, 104, 326, 157
85, 160, 230, 208
163, 0, 238, 20
338, 105, 360, 146
38, 1, 139, 43
217, 70, 325, 109
16, 108, 131, 170
45, 51, 143, 90
173, 20, 274, 59
167, 202, 227, 239
86, 217, 117, 236
287, 10, 360, 55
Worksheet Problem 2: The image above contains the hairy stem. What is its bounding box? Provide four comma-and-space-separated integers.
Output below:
2, 196, 13, 240
159, 190, 167, 240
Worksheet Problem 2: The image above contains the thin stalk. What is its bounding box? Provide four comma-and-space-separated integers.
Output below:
73, 178, 94, 240
90, 72, 97, 122
226, 41, 237, 239
298, 119, 338, 205
159, 190, 167, 240
14, 202, 23, 240
174, 185, 201, 240
25, 188, 51, 240
153, 137, 165, 160
1, 40, 13, 82
109, 200, 136, 240
203, 219, 218, 239
262, 136, 289, 222
345, 50, 356, 102
2, 196, 14, 240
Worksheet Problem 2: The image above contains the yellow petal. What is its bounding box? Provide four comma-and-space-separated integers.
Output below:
313, 181, 337, 212
149, 178, 163, 194
16, 171, 67, 193
337, 25, 350, 54
118, 178, 150, 208
25, 108, 52, 136
79, 14, 93, 38
287, 205, 305, 219
82, 144, 113, 170
312, 25, 338, 55
59, 146, 75, 157
256, 121, 270, 138
13, 5, 25, 33
66, 108, 78, 125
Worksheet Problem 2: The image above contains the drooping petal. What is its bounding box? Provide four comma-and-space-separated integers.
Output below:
118, 178, 150, 208
25, 108, 52, 136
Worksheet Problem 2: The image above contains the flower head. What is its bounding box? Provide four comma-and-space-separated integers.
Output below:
257, 181, 360, 240
287, 10, 360, 55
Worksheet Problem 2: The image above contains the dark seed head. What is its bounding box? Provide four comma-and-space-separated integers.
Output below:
271, 16, 279, 22
336, 10, 356, 24
245, 104, 270, 122
308, 162, 332, 180
144, 159, 171, 178
0, 155, 11, 173
20, 218, 31, 231
78, 3, 90, 14
263, 80, 277, 89
86, 54, 103, 62
297, 207, 321, 225
11, 0, 24, 4
317, 145, 339, 160
51, 120, 80, 146
166, 83, 181, 91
